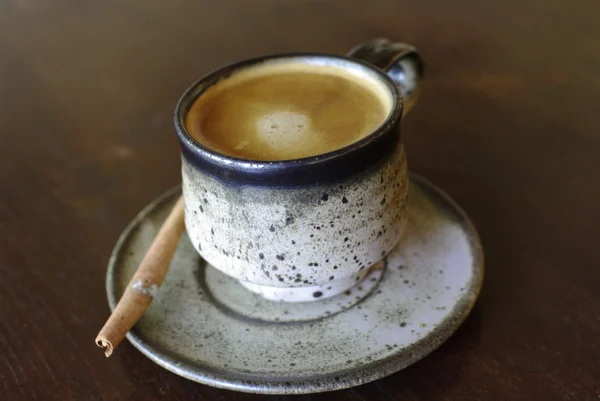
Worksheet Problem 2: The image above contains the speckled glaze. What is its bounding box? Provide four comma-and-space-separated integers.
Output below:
175, 39, 423, 301
105, 175, 484, 394
181, 145, 408, 300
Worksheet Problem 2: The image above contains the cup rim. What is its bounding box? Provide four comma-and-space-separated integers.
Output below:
174, 53, 403, 186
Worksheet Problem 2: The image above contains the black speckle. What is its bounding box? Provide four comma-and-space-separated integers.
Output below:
321, 193, 329, 201
310, 234, 314, 238
303, 280, 309, 284
285, 216, 294, 225
290, 363, 296, 366
278, 277, 284, 282
199, 205, 204, 213
294, 278, 301, 283
291, 265, 297, 270
325, 259, 329, 263
377, 231, 383, 238
380, 196, 386, 205
276, 254, 285, 261
329, 276, 335, 281
313, 291, 323, 298
291, 240, 296, 245
259, 253, 264, 259
404, 279, 410, 284
333, 265, 338, 269
269, 225, 276, 232
342, 196, 348, 204
197, 241, 202, 250
400, 322, 407, 327
344, 237, 349, 242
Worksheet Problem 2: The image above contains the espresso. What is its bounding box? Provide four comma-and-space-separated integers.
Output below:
185, 61, 392, 161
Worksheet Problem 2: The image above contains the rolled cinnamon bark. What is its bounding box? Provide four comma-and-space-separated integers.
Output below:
95, 196, 185, 357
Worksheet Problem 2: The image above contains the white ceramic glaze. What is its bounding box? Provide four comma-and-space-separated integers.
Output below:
182, 145, 408, 301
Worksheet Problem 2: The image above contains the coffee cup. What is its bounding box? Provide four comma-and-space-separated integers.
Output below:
174, 38, 423, 302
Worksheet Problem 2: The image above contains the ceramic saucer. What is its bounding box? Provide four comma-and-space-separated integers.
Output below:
105, 174, 483, 394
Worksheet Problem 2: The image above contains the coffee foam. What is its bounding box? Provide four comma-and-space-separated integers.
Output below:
255, 111, 319, 152
186, 60, 393, 160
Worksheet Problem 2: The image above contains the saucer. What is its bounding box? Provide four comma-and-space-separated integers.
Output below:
105, 174, 483, 394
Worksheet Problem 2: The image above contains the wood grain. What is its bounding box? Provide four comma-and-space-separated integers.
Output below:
0, 0, 599, 399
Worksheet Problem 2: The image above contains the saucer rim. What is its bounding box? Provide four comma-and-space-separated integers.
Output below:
106, 173, 484, 394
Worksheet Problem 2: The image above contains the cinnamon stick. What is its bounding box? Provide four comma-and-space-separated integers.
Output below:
95, 195, 185, 357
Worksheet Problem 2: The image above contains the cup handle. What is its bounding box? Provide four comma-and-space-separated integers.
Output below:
347, 38, 424, 117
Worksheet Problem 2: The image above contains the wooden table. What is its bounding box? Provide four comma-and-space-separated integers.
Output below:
1, 0, 598, 399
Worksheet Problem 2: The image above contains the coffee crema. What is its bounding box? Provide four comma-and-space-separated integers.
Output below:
185, 61, 392, 161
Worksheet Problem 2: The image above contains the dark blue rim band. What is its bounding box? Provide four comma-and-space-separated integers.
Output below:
174, 53, 403, 187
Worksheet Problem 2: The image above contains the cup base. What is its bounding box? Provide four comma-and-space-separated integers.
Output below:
238, 261, 385, 303
204, 260, 385, 323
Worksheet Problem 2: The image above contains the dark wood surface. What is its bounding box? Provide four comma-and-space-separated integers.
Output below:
1, 0, 599, 399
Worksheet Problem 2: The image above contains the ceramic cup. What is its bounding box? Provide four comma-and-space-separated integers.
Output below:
174, 38, 423, 302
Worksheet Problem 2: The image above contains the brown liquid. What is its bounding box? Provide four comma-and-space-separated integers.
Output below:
185, 61, 392, 161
